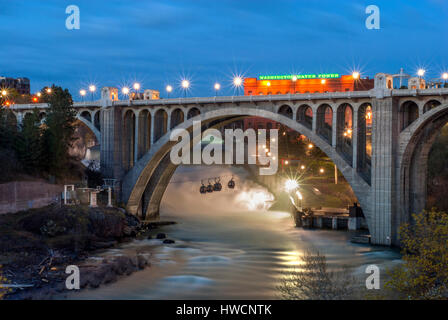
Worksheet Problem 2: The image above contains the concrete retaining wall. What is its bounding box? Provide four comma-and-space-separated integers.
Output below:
0, 181, 63, 214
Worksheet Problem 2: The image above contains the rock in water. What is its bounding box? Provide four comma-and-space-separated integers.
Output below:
156, 233, 166, 239
163, 239, 175, 244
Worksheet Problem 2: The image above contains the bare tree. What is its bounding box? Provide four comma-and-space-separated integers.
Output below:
277, 250, 355, 300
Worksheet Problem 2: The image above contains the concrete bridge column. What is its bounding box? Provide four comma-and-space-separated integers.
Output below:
331, 109, 337, 148
352, 108, 358, 169
312, 108, 317, 133
166, 111, 171, 133
134, 110, 140, 165
370, 97, 399, 245
100, 105, 124, 197
150, 113, 155, 146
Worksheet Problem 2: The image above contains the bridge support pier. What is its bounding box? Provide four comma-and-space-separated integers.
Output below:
100, 105, 125, 201
369, 97, 399, 245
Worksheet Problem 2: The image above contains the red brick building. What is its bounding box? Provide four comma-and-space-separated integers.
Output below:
243, 73, 374, 130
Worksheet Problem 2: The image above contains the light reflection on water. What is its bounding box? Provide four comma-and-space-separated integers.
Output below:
67, 165, 401, 300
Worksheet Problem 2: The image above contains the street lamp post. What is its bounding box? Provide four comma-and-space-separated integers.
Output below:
214, 83, 220, 96
89, 85, 96, 101
417, 69, 425, 79
80, 89, 86, 102
442, 73, 448, 87
122, 87, 130, 99
133, 83, 140, 100
166, 85, 173, 98
233, 76, 243, 95
292, 75, 297, 94
181, 79, 190, 98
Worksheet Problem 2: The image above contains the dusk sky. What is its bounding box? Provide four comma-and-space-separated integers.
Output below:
1, 0, 448, 99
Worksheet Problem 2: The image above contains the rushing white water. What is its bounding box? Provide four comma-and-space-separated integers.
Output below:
68, 165, 401, 300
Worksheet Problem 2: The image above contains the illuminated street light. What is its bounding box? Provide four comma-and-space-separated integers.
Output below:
182, 79, 190, 89
233, 76, 243, 95
122, 87, 130, 96
80, 89, 86, 101
308, 143, 313, 149
36, 92, 41, 97
417, 69, 425, 77
166, 85, 173, 98
133, 82, 141, 92
181, 79, 190, 97
284, 160, 289, 165
88, 85, 96, 100
292, 75, 297, 93
284, 179, 299, 192
1, 90, 6, 96
352, 71, 360, 80
214, 83, 220, 96
46, 88, 52, 94
233, 76, 242, 87
300, 165, 305, 170
319, 168, 325, 174
442, 73, 448, 81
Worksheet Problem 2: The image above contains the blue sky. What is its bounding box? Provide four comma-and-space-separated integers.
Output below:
1, 0, 448, 99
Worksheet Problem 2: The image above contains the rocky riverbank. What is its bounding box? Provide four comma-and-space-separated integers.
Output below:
0, 205, 174, 299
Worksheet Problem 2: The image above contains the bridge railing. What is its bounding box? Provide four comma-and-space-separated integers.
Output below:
7, 87, 448, 110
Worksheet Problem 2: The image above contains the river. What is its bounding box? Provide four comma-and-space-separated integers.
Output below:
68, 165, 401, 299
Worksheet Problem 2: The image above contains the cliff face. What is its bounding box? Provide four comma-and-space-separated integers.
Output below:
69, 123, 98, 161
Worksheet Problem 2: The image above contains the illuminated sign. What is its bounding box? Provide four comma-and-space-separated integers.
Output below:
259, 74, 340, 80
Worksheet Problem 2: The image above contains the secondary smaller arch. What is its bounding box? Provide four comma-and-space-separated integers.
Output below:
187, 107, 200, 119
278, 105, 293, 119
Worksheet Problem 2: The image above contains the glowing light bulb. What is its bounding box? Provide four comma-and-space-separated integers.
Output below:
166, 85, 173, 93
182, 79, 190, 89
352, 72, 360, 80
122, 87, 130, 95
133, 83, 141, 91
233, 76, 242, 87
214, 83, 221, 90
417, 69, 425, 77
80, 89, 86, 96
284, 179, 299, 192
89, 85, 96, 92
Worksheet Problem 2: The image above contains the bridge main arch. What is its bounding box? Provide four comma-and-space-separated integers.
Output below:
122, 106, 372, 227
396, 102, 448, 242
